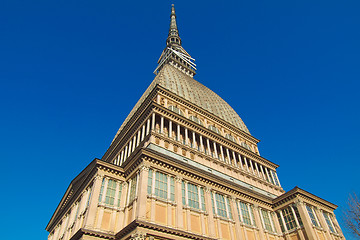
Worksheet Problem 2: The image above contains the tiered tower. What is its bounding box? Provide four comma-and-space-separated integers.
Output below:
46, 5, 345, 240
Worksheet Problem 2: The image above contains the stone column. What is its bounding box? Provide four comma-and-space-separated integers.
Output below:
185, 128, 188, 145
254, 162, 261, 178
213, 142, 218, 159
230, 197, 242, 240
160, 116, 164, 134
136, 165, 149, 220
238, 154, 244, 170
317, 208, 332, 240
137, 130, 141, 147
253, 205, 266, 240
249, 159, 255, 175
290, 205, 306, 240
84, 174, 103, 229
232, 151, 238, 167
141, 124, 145, 141
128, 142, 132, 157
226, 148, 231, 165
271, 212, 281, 235
146, 118, 150, 135
205, 187, 216, 237
199, 135, 204, 152
177, 124, 180, 142
244, 157, 250, 172
151, 113, 155, 131
169, 120, 172, 138
175, 176, 184, 229
206, 138, 211, 156
116, 182, 128, 232
220, 145, 225, 162
296, 200, 318, 240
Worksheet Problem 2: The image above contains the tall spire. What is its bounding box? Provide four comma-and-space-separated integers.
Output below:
154, 4, 196, 77
167, 4, 181, 46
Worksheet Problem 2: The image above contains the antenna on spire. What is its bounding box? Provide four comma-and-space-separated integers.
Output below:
154, 4, 196, 77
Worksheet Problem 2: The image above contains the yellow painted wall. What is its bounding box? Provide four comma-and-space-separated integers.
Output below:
101, 211, 111, 230
146, 200, 151, 220
155, 203, 167, 224
247, 230, 256, 240
221, 222, 230, 240
190, 214, 201, 233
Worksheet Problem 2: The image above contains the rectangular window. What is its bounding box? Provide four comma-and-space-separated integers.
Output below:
261, 209, 273, 232
188, 183, 200, 209
105, 179, 117, 205
117, 183, 122, 207
226, 197, 232, 219
216, 193, 227, 218
170, 176, 175, 201
277, 212, 285, 232
99, 178, 105, 202
182, 181, 186, 205
211, 192, 215, 214
214, 193, 229, 218
200, 187, 206, 211
282, 207, 297, 231
129, 174, 137, 203
238, 201, 253, 225
181, 181, 206, 211
323, 212, 336, 233
306, 205, 319, 227
155, 171, 167, 199
147, 169, 153, 194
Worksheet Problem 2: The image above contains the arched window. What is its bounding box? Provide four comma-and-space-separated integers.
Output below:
168, 106, 184, 116
189, 116, 203, 126
225, 134, 237, 143
208, 125, 220, 135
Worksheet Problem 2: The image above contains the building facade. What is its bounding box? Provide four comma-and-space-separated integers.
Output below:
46, 5, 345, 240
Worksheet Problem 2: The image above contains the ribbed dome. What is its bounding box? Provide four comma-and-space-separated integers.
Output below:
156, 64, 250, 133
112, 64, 249, 142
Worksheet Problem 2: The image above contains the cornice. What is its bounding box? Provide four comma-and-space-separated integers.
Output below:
157, 85, 259, 143
70, 228, 115, 240
153, 104, 279, 169
272, 186, 338, 210
140, 147, 275, 205
115, 219, 217, 240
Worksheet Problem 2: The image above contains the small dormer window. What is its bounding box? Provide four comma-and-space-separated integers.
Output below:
208, 125, 220, 135
241, 142, 251, 151
225, 134, 236, 143
189, 116, 203, 126
168, 105, 184, 116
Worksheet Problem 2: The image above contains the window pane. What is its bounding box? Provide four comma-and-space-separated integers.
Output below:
200, 187, 206, 211
155, 172, 167, 199
261, 209, 273, 232
215, 193, 227, 218
188, 183, 199, 209
170, 177, 175, 201
306, 205, 319, 227
147, 169, 153, 194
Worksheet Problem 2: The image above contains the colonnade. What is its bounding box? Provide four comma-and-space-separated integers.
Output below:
112, 113, 281, 188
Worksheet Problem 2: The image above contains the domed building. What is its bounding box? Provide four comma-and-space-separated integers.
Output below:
46, 5, 345, 240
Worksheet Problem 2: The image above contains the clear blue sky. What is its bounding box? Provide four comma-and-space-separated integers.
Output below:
1, 0, 359, 239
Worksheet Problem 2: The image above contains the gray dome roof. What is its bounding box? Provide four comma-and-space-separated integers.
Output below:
113, 64, 250, 142
156, 64, 249, 133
